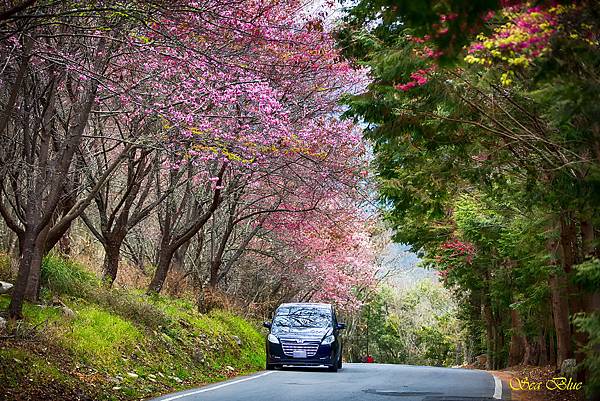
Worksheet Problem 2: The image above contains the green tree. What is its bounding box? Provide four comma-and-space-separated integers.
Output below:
338, 0, 600, 390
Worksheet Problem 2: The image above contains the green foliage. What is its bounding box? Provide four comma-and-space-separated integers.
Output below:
416, 315, 457, 366
338, 0, 502, 61
403, 281, 462, 366
1, 296, 265, 400
1, 257, 265, 400
0, 252, 12, 281
0, 294, 61, 326
572, 259, 600, 396
206, 310, 265, 369
574, 259, 600, 292
349, 280, 462, 366
92, 288, 172, 329
41, 254, 99, 297
573, 312, 600, 398
40, 255, 172, 329
62, 305, 143, 368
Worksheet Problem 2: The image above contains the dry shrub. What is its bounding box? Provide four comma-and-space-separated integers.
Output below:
69, 252, 103, 277
91, 288, 171, 329
164, 268, 193, 298
114, 260, 150, 290
67, 243, 150, 291
198, 288, 234, 314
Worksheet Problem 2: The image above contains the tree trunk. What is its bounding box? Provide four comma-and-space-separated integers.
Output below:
549, 273, 572, 367
548, 330, 556, 366
580, 218, 595, 258
166, 243, 189, 296
9, 229, 37, 318
509, 309, 525, 366
208, 258, 221, 289
147, 248, 174, 294
580, 218, 600, 314
208, 212, 235, 289
46, 216, 74, 254
546, 231, 573, 368
559, 214, 589, 370
23, 224, 49, 301
580, 218, 600, 399
529, 338, 540, 366
6, 37, 107, 320
494, 314, 504, 369
149, 163, 226, 295
0, 36, 32, 134
482, 298, 494, 369
102, 239, 123, 286
172, 244, 189, 274
560, 215, 583, 314
538, 330, 548, 366
523, 338, 532, 366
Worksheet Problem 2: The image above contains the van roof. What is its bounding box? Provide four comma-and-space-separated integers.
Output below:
277, 302, 332, 309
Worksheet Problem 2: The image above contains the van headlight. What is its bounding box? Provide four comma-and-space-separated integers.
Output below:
321, 334, 335, 345
268, 334, 280, 344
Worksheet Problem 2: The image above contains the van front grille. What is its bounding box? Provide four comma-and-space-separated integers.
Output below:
280, 339, 320, 357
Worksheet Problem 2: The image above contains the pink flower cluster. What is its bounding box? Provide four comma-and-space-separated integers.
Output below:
258, 195, 377, 311
441, 239, 476, 264
394, 67, 435, 91
465, 4, 572, 66
86, 0, 368, 172
434, 239, 477, 281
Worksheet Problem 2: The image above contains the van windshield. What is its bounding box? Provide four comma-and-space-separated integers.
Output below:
273, 306, 332, 329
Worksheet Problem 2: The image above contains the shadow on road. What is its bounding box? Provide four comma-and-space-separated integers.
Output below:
276, 366, 339, 373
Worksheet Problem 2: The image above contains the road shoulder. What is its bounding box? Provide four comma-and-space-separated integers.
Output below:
490, 366, 584, 401
490, 370, 512, 400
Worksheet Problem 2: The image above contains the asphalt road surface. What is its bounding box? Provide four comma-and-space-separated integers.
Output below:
149, 363, 510, 401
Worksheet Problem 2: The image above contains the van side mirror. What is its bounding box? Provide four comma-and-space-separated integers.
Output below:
263, 321, 272, 328
337, 323, 346, 330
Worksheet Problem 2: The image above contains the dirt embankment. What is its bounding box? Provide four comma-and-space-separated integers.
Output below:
491, 365, 585, 401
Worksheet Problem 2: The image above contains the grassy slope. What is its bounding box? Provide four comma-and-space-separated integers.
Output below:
0, 255, 265, 401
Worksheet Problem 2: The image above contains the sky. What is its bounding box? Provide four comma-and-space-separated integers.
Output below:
378, 241, 437, 290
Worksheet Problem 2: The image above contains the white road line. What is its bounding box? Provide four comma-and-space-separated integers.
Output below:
158, 371, 276, 401
493, 375, 502, 399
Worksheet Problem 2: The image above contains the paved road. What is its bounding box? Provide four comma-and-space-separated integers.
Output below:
149, 363, 510, 401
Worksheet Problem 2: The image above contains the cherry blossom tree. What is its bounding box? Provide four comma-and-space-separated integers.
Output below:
1, 0, 375, 319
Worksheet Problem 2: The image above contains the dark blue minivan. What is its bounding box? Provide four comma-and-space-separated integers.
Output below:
263, 303, 345, 372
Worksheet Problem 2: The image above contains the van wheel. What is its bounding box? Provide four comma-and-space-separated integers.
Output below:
328, 364, 338, 372
337, 356, 342, 369
266, 363, 275, 370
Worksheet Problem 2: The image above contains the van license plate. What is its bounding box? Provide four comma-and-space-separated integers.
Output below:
293, 350, 307, 358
